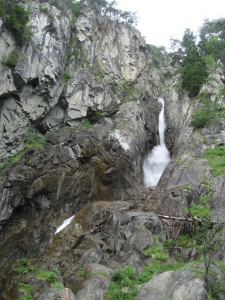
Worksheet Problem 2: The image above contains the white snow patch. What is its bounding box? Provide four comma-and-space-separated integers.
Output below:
111, 129, 130, 151
55, 216, 74, 234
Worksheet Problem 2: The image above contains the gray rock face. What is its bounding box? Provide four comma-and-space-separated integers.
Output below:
37, 288, 76, 300
171, 278, 206, 300
0, 2, 151, 162
136, 270, 206, 300
76, 276, 110, 300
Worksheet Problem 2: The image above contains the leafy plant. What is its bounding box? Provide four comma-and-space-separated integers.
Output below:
78, 266, 84, 277
15, 258, 34, 274
5, 5, 33, 46
62, 72, 71, 82
2, 50, 21, 69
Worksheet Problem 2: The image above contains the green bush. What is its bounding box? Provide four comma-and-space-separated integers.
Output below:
15, 258, 34, 274
5, 5, 33, 46
2, 50, 20, 69
62, 72, 71, 82
190, 98, 222, 129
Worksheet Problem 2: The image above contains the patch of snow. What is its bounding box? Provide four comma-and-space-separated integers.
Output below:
111, 129, 130, 151
55, 216, 74, 234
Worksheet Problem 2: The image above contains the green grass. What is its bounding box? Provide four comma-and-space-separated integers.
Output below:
144, 243, 169, 261
18, 283, 33, 294
35, 269, 57, 283
105, 266, 137, 300
205, 146, 225, 177
189, 204, 211, 218
52, 282, 64, 289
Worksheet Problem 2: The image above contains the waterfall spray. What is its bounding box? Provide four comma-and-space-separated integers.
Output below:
143, 98, 170, 187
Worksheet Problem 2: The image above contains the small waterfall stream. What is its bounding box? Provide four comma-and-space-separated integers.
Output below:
55, 215, 74, 234
143, 98, 170, 187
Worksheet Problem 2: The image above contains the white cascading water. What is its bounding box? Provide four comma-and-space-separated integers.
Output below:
55, 215, 74, 234
143, 98, 170, 187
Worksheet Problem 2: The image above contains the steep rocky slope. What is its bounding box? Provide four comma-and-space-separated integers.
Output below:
1, 1, 225, 299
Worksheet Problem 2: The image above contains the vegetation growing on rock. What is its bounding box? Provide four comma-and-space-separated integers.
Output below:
4, 4, 33, 45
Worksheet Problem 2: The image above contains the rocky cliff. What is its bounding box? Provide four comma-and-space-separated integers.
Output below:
1, 1, 225, 299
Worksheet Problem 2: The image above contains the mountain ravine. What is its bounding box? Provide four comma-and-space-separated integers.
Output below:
1, 1, 225, 299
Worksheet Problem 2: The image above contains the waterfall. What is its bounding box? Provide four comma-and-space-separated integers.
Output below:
55, 215, 74, 234
143, 98, 170, 187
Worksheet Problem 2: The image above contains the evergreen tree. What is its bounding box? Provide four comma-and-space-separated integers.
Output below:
170, 29, 208, 98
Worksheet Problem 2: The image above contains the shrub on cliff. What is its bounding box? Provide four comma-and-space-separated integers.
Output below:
190, 98, 223, 129
5, 5, 32, 46
2, 50, 20, 69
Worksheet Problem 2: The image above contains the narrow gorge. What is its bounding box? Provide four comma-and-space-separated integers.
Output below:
1, 1, 225, 299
